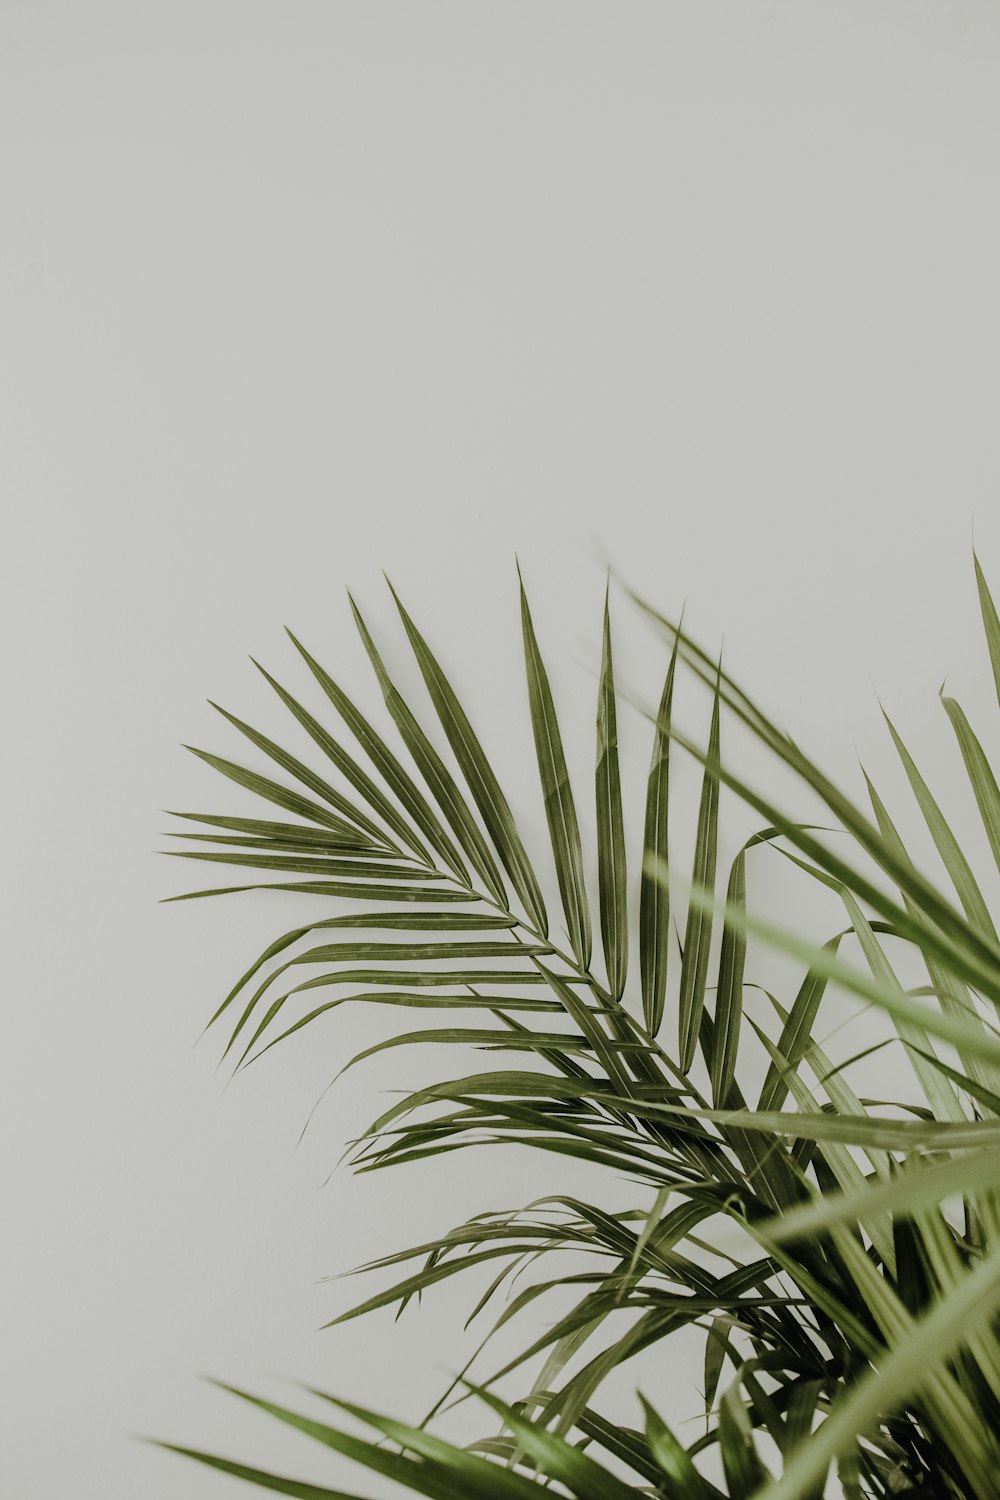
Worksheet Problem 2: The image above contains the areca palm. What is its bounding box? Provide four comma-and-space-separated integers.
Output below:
160, 559, 1000, 1499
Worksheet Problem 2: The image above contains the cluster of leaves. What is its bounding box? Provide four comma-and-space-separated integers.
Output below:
160, 561, 1000, 1499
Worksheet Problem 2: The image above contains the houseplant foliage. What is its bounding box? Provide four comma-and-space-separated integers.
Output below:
160, 560, 1000, 1499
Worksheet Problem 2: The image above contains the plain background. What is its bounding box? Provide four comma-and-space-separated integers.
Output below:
5, 3, 1000, 1496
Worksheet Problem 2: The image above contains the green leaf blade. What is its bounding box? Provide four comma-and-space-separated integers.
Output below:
712, 847, 746, 1106
975, 551, 1000, 711
519, 572, 592, 972
678, 673, 722, 1072
638, 639, 678, 1036
596, 590, 628, 1000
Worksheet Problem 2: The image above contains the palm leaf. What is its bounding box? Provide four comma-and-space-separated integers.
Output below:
519, 568, 592, 972
638, 634, 679, 1036
712, 845, 746, 1107
164, 554, 1000, 1500
975, 552, 1000, 711
677, 665, 721, 1072
596, 587, 628, 1000
940, 692, 1000, 878
881, 708, 997, 940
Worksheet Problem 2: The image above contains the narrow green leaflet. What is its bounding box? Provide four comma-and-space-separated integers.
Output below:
287, 939, 546, 965
678, 670, 721, 1072
163, 880, 479, 904
166, 831, 381, 855
596, 589, 628, 999
163, 850, 436, 879
712, 846, 746, 1107
757, 938, 840, 1112
639, 636, 679, 1035
882, 709, 997, 940
153, 1445, 370, 1500
640, 1395, 715, 1500
941, 693, 1000, 878
975, 551, 1000, 711
336, 1027, 647, 1083
306, 911, 517, 930
718, 1383, 771, 1500
519, 571, 592, 971
166, 811, 380, 851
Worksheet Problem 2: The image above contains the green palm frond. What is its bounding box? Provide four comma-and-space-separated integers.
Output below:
162, 558, 1000, 1500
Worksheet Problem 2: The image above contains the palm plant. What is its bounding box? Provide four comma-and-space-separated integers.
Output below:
159, 560, 1000, 1500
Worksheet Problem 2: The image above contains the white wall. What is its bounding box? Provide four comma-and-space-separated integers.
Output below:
5, 4, 1000, 1496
